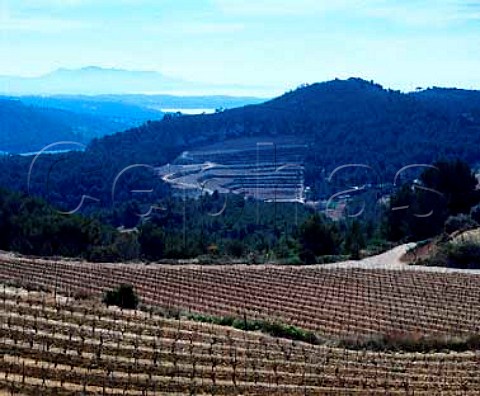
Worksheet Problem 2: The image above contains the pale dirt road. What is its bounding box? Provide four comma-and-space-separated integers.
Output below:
2, 242, 480, 274
318, 243, 416, 270
320, 242, 480, 275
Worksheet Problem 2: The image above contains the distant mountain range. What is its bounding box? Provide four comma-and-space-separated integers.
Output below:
0, 66, 271, 96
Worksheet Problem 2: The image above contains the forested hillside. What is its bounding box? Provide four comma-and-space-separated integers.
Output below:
411, 87, 480, 118
80, 77, 480, 188
0, 188, 117, 258
1, 78, 480, 213
0, 98, 161, 153
18, 95, 163, 130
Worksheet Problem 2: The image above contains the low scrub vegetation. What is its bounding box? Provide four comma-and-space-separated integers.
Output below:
417, 240, 480, 269
444, 214, 479, 234
340, 331, 480, 353
186, 312, 322, 345
102, 284, 139, 309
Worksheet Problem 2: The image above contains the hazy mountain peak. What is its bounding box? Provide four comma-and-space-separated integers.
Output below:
51, 66, 162, 76
0, 66, 270, 96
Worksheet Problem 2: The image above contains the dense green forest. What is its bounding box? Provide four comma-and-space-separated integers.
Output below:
1, 78, 480, 263
0, 188, 116, 258
0, 184, 379, 263
1, 156, 479, 263
387, 159, 480, 241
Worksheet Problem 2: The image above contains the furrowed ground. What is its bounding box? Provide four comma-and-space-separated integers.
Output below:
1, 246, 480, 394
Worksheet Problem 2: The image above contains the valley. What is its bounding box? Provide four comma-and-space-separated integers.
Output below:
4, 1, 480, 393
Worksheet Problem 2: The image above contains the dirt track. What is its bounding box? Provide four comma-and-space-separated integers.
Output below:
2, 242, 480, 274
321, 242, 480, 274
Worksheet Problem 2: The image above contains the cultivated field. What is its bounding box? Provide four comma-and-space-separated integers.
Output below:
2, 249, 480, 394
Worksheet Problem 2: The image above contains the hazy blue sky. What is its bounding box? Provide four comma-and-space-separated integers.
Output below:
1, 0, 480, 94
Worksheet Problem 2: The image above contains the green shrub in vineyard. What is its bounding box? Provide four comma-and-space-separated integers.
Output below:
102, 284, 139, 309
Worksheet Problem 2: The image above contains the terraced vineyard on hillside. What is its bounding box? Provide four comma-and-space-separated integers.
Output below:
2, 283, 480, 395
2, 250, 480, 394
2, 253, 480, 339
156, 137, 307, 202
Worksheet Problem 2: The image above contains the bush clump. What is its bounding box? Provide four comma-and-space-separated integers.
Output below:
102, 284, 139, 310
444, 214, 478, 234
417, 240, 480, 269
444, 242, 480, 269
186, 312, 321, 344
470, 204, 480, 224
339, 331, 480, 352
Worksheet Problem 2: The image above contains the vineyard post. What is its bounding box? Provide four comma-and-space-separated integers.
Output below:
188, 329, 196, 396
53, 259, 58, 301
232, 346, 237, 390
102, 371, 106, 396
41, 364, 46, 388
302, 347, 309, 396
134, 333, 140, 369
